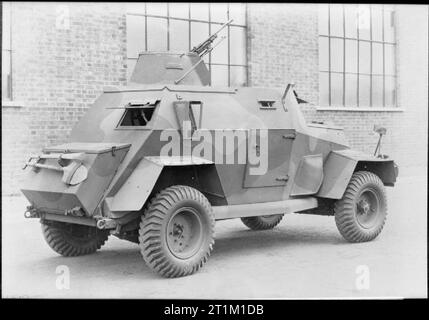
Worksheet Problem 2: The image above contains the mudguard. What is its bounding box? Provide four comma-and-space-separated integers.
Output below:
104, 156, 213, 213
317, 149, 398, 199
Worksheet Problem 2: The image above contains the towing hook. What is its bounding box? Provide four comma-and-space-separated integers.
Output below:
96, 218, 117, 230
24, 206, 38, 218
96, 219, 106, 229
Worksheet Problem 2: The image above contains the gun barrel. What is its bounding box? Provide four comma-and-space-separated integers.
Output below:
212, 18, 233, 37
191, 19, 233, 55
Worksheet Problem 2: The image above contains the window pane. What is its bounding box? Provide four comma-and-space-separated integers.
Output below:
330, 38, 344, 72
372, 75, 383, 107
345, 74, 358, 107
190, 3, 209, 20
170, 19, 189, 52
384, 9, 395, 43
372, 42, 383, 74
359, 41, 370, 74
329, 4, 344, 37
230, 27, 246, 65
385, 44, 395, 75
385, 76, 396, 107
126, 15, 146, 58
318, 4, 329, 36
359, 75, 370, 106
191, 22, 209, 50
146, 3, 167, 16
210, 23, 228, 64
319, 73, 329, 106
2, 3, 11, 50
345, 39, 358, 73
126, 3, 145, 14
127, 58, 137, 80
211, 64, 229, 86
210, 3, 228, 23
229, 3, 246, 25
344, 5, 358, 38
147, 17, 167, 51
2, 50, 11, 100
169, 3, 189, 19
358, 5, 371, 40
318, 37, 329, 71
331, 73, 343, 106
371, 6, 383, 41
230, 66, 246, 86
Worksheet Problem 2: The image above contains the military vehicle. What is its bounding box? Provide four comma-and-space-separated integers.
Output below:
21, 20, 398, 278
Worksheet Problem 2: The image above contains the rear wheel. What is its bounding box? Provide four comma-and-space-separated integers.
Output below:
41, 220, 109, 256
241, 214, 284, 230
335, 171, 387, 242
139, 185, 215, 278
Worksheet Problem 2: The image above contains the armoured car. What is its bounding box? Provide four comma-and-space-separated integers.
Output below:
21, 21, 398, 277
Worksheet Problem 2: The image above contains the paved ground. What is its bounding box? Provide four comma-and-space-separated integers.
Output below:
2, 174, 427, 299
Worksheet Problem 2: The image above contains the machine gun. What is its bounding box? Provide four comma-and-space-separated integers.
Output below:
175, 19, 233, 84
191, 19, 233, 57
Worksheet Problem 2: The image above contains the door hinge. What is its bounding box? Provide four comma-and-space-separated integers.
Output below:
282, 133, 296, 140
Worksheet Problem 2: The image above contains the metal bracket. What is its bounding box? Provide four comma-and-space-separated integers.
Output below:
24, 205, 39, 218
275, 175, 289, 182
282, 133, 296, 140
64, 206, 85, 217
96, 218, 118, 230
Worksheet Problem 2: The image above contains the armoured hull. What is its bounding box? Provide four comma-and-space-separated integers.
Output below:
22, 84, 353, 217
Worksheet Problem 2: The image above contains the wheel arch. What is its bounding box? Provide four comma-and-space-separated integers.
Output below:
317, 149, 398, 199
104, 157, 226, 215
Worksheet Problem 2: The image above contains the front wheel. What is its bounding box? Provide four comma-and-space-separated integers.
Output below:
334, 171, 387, 243
139, 185, 215, 278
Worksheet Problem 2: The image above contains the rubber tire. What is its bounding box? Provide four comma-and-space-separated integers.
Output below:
41, 220, 109, 257
241, 214, 284, 230
139, 185, 215, 278
334, 171, 387, 243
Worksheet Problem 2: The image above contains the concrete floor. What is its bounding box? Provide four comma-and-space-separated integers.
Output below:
2, 174, 427, 299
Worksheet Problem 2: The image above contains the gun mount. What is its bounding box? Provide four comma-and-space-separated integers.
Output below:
129, 19, 233, 86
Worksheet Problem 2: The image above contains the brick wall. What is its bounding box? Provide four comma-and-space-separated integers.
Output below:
2, 3, 427, 195
2, 3, 127, 194
247, 3, 428, 172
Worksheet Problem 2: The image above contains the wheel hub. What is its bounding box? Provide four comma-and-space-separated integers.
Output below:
355, 189, 380, 229
166, 207, 203, 259
357, 199, 371, 215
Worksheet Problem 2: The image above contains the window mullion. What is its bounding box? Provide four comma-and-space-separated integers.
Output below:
369, 5, 373, 107
357, 6, 360, 107
328, 4, 331, 106
342, 5, 346, 107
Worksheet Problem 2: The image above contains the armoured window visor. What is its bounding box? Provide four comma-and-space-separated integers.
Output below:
173, 100, 203, 131
118, 100, 159, 127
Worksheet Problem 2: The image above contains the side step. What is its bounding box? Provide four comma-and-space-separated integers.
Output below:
212, 197, 318, 220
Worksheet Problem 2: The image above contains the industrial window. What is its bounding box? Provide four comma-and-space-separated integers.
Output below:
125, 3, 247, 87
318, 4, 397, 108
2, 2, 12, 101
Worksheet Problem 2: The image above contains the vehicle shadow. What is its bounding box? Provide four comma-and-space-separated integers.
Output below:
38, 224, 346, 281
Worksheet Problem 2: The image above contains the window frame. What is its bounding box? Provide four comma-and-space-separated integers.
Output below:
125, 3, 248, 87
116, 101, 160, 130
2, 2, 13, 102
318, 4, 398, 109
